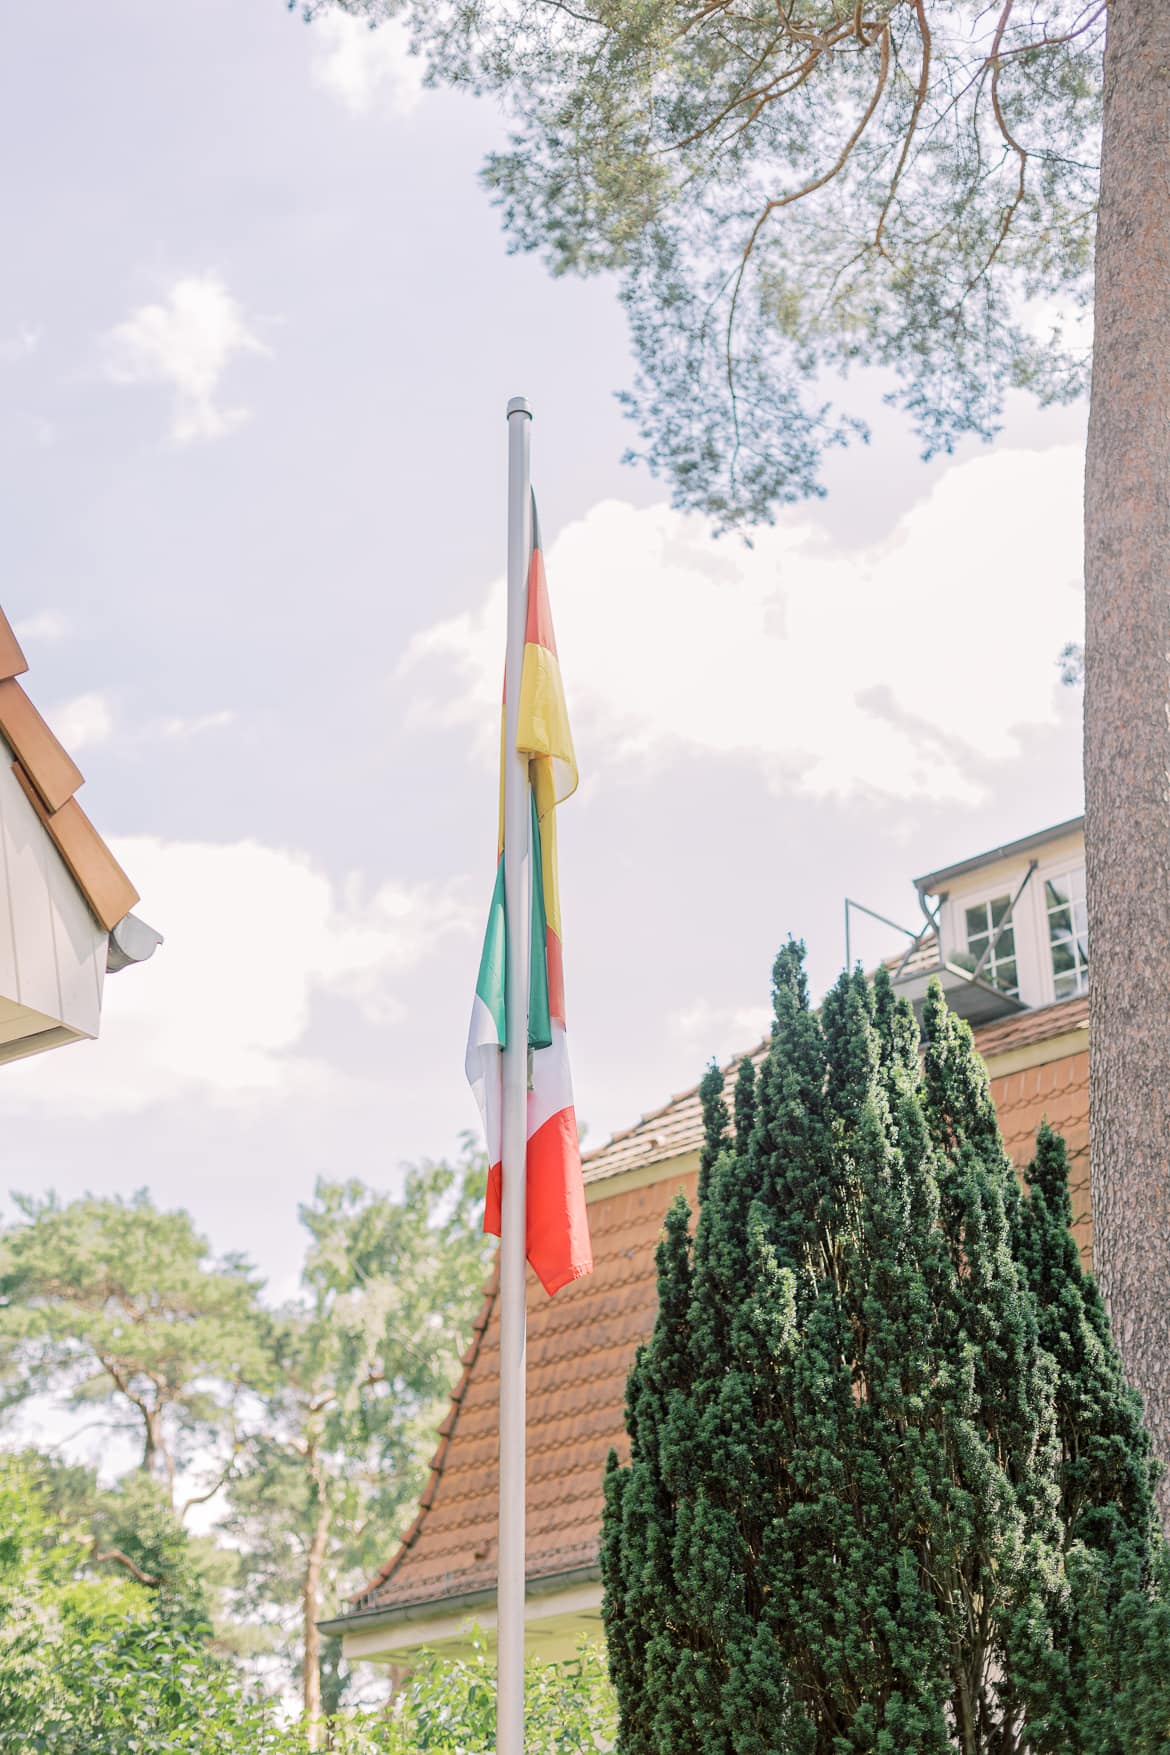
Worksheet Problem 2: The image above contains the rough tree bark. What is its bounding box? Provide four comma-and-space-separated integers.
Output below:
1084, 0, 1170, 1528
141, 1405, 169, 1487
302, 1467, 332, 1748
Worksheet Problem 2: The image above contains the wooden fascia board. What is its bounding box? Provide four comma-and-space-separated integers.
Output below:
0, 678, 83, 812
982, 1029, 1089, 1081
584, 1148, 700, 1205
12, 763, 139, 931
0, 611, 28, 683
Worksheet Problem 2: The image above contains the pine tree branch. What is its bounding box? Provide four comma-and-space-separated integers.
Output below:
92, 1543, 160, 1588
873, 0, 932, 257
724, 22, 892, 474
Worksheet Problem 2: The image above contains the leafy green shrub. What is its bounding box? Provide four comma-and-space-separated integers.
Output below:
0, 1466, 612, 1755
374, 1636, 615, 1754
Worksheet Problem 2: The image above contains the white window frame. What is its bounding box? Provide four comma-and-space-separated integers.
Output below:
958, 890, 1021, 997
1040, 862, 1089, 1002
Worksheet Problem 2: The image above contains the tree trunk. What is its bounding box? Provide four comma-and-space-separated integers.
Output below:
142, 1408, 167, 1484
1084, 0, 1170, 1527
303, 1486, 332, 1749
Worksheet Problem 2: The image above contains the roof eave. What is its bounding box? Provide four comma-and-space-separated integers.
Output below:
318, 1561, 602, 1640
914, 815, 1085, 895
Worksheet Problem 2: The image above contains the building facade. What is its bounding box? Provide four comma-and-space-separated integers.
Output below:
326, 819, 1091, 1665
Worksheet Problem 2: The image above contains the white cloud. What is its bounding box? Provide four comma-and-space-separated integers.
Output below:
402, 445, 1083, 804
310, 11, 423, 117
0, 324, 40, 364
161, 708, 237, 740
671, 1001, 772, 1056
47, 691, 115, 752
104, 275, 267, 443
3, 837, 475, 1114
13, 610, 71, 644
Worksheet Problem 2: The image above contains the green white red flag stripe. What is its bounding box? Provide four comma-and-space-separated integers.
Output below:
466, 500, 593, 1296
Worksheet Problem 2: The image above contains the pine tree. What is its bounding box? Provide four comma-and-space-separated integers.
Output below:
1010, 1124, 1165, 1752
601, 948, 1169, 1752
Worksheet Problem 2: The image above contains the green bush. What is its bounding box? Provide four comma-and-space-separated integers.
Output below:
377, 1636, 615, 1754
0, 1462, 612, 1755
601, 951, 1170, 1754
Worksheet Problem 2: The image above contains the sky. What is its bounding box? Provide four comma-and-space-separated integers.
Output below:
0, 0, 1086, 1325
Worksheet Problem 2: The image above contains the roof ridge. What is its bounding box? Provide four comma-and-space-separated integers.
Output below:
582, 1037, 769, 1165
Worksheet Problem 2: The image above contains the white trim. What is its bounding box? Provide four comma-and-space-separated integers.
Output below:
342, 1579, 604, 1664
937, 828, 1087, 1011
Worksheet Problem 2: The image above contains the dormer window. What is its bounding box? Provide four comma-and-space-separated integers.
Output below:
963, 896, 1019, 996
1045, 867, 1089, 998
892, 816, 1088, 1022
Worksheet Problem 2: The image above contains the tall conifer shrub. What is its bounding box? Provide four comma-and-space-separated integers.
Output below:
601, 948, 1169, 1753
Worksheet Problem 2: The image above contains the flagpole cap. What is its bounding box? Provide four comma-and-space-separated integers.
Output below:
506, 396, 532, 420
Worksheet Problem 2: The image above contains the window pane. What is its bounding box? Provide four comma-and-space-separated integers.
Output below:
990, 896, 1012, 928
1047, 866, 1088, 996
966, 905, 988, 941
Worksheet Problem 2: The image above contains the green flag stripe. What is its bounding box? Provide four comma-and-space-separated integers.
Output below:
474, 857, 507, 1044
473, 797, 553, 1053
529, 793, 552, 1053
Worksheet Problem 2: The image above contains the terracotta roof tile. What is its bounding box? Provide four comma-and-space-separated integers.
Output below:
351, 1171, 695, 1616
582, 1044, 767, 1187
12, 768, 139, 932
0, 610, 28, 684
0, 679, 84, 813
882, 929, 942, 980
583, 998, 1087, 1191
975, 993, 1088, 1056
0, 617, 140, 932
349, 1000, 1092, 1626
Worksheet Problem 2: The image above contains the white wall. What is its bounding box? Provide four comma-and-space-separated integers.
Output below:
936, 828, 1086, 1010
0, 735, 106, 1046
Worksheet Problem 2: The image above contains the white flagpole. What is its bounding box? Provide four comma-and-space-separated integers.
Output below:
498, 394, 533, 1755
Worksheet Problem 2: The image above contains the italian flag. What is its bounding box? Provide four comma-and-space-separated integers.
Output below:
466, 503, 593, 1296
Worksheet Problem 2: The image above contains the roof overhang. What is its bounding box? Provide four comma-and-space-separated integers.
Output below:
320, 1563, 603, 1660
914, 816, 1084, 896
0, 1002, 91, 1067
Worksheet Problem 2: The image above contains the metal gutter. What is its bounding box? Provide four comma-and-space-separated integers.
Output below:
914, 816, 1084, 896
317, 1562, 602, 1639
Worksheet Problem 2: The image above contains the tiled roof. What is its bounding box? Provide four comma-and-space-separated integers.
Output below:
583, 995, 1086, 1191
0, 607, 138, 932
350, 1173, 684, 1617
347, 997, 1092, 1628
582, 1043, 766, 1188
973, 992, 1088, 1057
882, 929, 942, 981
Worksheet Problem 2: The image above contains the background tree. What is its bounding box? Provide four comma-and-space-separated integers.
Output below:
0, 1191, 269, 1504
0, 1173, 601, 1744
0, 1455, 614, 1755
33, 1458, 219, 1624
221, 1149, 493, 1740
307, 0, 1170, 1521
602, 951, 1169, 1751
